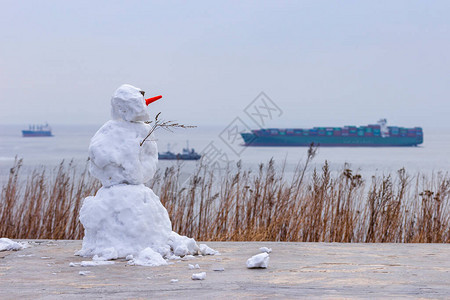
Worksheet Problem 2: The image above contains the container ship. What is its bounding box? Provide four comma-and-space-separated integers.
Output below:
22, 123, 53, 137
241, 119, 423, 147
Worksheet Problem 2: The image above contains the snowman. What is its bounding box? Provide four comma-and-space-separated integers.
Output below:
77, 84, 213, 264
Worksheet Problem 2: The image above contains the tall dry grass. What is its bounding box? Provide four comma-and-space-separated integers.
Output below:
1, 151, 449, 242
0, 158, 100, 239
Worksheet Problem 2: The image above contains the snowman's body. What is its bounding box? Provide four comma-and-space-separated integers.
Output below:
77, 84, 174, 260
89, 120, 157, 187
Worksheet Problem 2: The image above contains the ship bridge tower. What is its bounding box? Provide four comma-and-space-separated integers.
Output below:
378, 119, 389, 138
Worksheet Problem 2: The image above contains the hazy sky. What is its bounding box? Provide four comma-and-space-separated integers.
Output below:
1, 1, 449, 129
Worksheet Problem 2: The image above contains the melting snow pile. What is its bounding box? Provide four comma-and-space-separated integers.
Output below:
0, 238, 26, 251
246, 252, 270, 269
76, 84, 217, 265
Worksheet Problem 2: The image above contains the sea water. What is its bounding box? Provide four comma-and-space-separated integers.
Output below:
1, 124, 449, 185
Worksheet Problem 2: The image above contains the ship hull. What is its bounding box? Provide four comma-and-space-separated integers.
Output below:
241, 133, 422, 147
22, 130, 53, 137
158, 156, 200, 160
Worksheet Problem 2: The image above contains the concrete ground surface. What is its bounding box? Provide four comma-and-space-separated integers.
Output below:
0, 240, 449, 299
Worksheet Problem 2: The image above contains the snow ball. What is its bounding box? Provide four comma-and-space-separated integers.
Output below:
188, 264, 200, 270
78, 184, 171, 258
111, 84, 149, 122
199, 244, 220, 256
259, 247, 272, 254
0, 238, 25, 251
246, 253, 270, 269
128, 247, 168, 267
170, 279, 179, 283
191, 272, 206, 280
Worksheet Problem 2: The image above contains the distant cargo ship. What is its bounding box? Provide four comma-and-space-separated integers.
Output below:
241, 119, 423, 147
158, 142, 201, 160
22, 123, 53, 137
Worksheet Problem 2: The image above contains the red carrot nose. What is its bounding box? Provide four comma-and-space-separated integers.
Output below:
145, 95, 162, 106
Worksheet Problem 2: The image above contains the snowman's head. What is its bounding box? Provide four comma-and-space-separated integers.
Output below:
111, 84, 149, 122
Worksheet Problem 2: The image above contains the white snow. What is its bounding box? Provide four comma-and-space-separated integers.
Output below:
77, 84, 218, 266
170, 279, 179, 283
111, 84, 149, 122
259, 247, 272, 254
246, 253, 270, 269
0, 238, 25, 251
168, 232, 199, 257
191, 272, 206, 280
79, 271, 91, 276
128, 247, 168, 267
181, 255, 196, 261
81, 260, 115, 267
199, 244, 220, 256
88, 120, 158, 187
125, 254, 134, 261
188, 264, 200, 270
77, 184, 172, 259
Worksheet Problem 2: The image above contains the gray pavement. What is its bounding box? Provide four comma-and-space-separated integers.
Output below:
0, 240, 449, 299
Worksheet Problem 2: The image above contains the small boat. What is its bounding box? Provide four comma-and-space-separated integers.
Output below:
158, 142, 201, 160
22, 123, 53, 137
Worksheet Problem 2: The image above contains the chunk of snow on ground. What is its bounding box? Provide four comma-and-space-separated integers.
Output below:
79, 271, 91, 276
259, 247, 272, 254
0, 238, 25, 251
199, 244, 220, 256
213, 267, 225, 272
128, 247, 167, 267
167, 254, 181, 260
81, 260, 115, 267
188, 264, 200, 270
17, 254, 34, 257
93, 248, 118, 261
125, 255, 134, 261
170, 279, 179, 283
191, 272, 206, 280
41, 256, 51, 259
246, 253, 270, 269
69, 262, 80, 267
168, 232, 199, 257
181, 255, 196, 261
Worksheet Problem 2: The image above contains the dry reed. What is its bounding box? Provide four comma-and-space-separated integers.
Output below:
1, 151, 449, 242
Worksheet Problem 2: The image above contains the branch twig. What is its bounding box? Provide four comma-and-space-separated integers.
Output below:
140, 112, 196, 146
